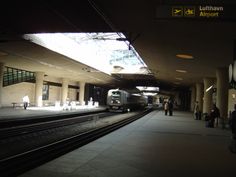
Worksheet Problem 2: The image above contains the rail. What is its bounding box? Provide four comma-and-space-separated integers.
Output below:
0, 108, 152, 177
0, 109, 107, 128
0, 112, 113, 140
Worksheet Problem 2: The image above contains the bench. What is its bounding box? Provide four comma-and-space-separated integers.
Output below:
11, 102, 34, 108
11, 102, 23, 108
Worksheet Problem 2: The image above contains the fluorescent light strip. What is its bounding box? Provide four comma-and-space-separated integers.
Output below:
175, 77, 183, 80
176, 69, 187, 73
206, 85, 213, 92
176, 54, 194, 59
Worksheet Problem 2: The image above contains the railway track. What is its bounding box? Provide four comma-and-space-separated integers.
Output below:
0, 112, 114, 140
0, 109, 107, 128
0, 108, 153, 177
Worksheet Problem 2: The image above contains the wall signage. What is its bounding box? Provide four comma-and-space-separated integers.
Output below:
156, 4, 235, 20
171, 5, 224, 18
199, 6, 224, 17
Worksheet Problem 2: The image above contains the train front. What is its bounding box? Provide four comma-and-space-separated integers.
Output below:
107, 89, 127, 112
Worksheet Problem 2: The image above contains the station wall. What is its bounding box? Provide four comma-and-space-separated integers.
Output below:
2, 81, 78, 107
68, 88, 77, 102
2, 82, 35, 107
43, 85, 61, 106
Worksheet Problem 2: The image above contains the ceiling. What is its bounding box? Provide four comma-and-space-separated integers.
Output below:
0, 39, 119, 85
1, 0, 236, 91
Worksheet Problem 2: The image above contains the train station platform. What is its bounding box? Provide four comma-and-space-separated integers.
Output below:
19, 110, 235, 177
0, 105, 107, 121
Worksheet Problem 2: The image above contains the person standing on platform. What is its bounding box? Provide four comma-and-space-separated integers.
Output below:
213, 104, 220, 127
229, 104, 236, 153
194, 101, 199, 120
209, 104, 220, 128
168, 100, 173, 116
22, 95, 30, 110
164, 101, 168, 116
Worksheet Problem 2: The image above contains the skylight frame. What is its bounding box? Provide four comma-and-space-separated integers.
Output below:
23, 32, 149, 75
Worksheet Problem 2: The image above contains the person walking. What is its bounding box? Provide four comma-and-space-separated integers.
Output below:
164, 101, 168, 116
194, 101, 199, 120
22, 95, 30, 110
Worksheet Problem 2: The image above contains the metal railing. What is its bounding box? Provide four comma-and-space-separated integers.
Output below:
3, 67, 35, 87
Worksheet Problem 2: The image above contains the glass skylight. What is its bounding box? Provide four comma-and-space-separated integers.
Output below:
23, 33, 150, 75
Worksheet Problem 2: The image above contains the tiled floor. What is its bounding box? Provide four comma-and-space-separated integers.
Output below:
19, 110, 235, 177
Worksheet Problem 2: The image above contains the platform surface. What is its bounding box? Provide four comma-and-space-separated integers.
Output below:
0, 105, 106, 120
19, 110, 235, 177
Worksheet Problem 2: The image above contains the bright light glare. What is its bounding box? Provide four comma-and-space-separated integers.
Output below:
23, 33, 148, 75
143, 92, 157, 96
206, 85, 213, 92
132, 93, 142, 96
175, 77, 183, 80
176, 69, 187, 73
176, 54, 194, 59
136, 86, 159, 92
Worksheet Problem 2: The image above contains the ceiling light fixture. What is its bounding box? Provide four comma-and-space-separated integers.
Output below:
113, 65, 124, 70
176, 69, 187, 73
176, 54, 194, 59
175, 77, 183, 80
206, 85, 213, 92
139, 66, 148, 70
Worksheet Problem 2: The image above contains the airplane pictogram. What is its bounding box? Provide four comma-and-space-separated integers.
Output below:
174, 9, 182, 14
172, 7, 183, 17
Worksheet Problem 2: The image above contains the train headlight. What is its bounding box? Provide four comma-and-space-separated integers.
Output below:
111, 100, 120, 104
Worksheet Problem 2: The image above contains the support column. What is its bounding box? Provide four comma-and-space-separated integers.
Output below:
34, 72, 44, 107
196, 83, 203, 113
203, 78, 215, 114
0, 63, 4, 108
61, 78, 69, 105
190, 85, 196, 112
79, 82, 85, 105
216, 67, 228, 119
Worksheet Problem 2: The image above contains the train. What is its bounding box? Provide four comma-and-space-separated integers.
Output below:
107, 88, 148, 112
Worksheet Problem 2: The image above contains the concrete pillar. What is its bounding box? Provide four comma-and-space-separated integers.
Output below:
190, 85, 196, 112
61, 78, 69, 105
196, 83, 203, 112
0, 63, 4, 108
79, 82, 85, 105
203, 78, 215, 114
216, 67, 228, 119
35, 72, 44, 107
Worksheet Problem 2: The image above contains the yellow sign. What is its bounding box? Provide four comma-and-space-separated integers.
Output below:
199, 6, 223, 18
171, 5, 223, 18
172, 6, 183, 17
199, 12, 219, 17
184, 7, 195, 17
